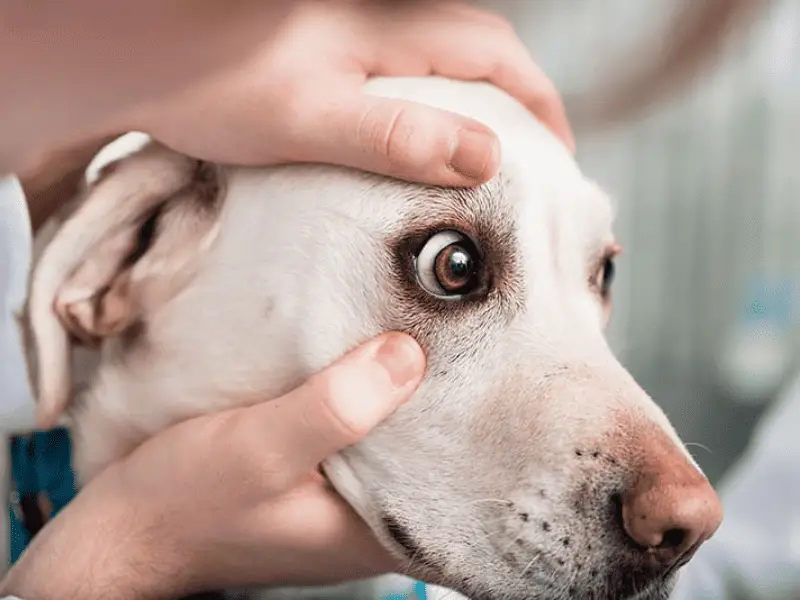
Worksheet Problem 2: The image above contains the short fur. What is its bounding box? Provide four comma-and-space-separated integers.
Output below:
24, 77, 721, 600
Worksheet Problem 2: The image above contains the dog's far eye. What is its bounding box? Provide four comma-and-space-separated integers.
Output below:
592, 251, 620, 305
600, 256, 615, 297
415, 230, 481, 298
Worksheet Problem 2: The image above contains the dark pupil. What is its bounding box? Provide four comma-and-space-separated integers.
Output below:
435, 244, 474, 292
602, 257, 615, 293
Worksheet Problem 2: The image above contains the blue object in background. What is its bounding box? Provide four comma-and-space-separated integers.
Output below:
382, 580, 428, 600
8, 428, 78, 565
716, 274, 797, 406
742, 275, 795, 326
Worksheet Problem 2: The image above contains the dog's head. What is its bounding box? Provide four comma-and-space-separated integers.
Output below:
26, 77, 722, 600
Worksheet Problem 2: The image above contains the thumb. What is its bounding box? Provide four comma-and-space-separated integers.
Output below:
246, 332, 425, 478
296, 93, 501, 187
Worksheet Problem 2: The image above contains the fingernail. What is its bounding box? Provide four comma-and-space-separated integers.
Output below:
448, 127, 501, 181
373, 333, 425, 391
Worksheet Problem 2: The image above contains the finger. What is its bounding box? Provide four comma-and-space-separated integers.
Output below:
239, 332, 425, 481
291, 92, 502, 186
374, 11, 576, 153
484, 57, 575, 154
429, 39, 574, 153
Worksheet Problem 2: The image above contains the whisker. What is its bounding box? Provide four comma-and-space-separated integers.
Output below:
518, 553, 541, 580
465, 498, 514, 507
684, 441, 713, 455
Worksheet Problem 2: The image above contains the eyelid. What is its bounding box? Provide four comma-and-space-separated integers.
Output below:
588, 243, 622, 287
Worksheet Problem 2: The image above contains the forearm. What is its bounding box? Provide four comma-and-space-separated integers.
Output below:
0, 0, 298, 174
0, 467, 189, 600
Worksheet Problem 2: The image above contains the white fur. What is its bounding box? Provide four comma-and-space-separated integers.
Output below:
26, 77, 719, 600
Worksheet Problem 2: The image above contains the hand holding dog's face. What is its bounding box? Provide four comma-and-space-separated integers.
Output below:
1, 333, 425, 600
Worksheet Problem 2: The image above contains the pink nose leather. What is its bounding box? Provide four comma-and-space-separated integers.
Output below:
621, 434, 723, 568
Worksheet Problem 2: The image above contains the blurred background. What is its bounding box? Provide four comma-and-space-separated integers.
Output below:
4, 2, 799, 598
481, 0, 800, 486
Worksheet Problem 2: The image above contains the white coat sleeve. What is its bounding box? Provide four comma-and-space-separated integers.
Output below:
0, 174, 35, 431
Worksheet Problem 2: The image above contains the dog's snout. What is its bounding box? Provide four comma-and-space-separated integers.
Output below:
619, 433, 723, 568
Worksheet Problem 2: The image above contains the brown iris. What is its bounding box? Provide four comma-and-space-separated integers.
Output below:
433, 243, 475, 294
415, 230, 482, 298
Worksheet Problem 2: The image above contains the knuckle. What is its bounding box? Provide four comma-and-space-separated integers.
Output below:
357, 101, 409, 161
383, 108, 420, 165
355, 100, 438, 175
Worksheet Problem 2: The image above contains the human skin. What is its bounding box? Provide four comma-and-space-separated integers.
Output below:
0, 333, 426, 600
0, 2, 574, 597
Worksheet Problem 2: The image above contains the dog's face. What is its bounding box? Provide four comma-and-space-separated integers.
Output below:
27, 77, 722, 600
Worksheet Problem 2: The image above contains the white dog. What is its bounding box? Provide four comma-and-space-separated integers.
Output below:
23, 76, 723, 600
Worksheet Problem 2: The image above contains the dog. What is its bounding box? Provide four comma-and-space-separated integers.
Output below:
23, 76, 723, 600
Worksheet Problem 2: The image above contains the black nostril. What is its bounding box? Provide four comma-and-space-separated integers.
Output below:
660, 528, 686, 550
611, 493, 623, 519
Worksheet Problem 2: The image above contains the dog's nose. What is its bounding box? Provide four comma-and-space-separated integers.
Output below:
620, 438, 723, 568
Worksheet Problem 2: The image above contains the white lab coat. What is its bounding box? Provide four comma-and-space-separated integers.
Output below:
0, 177, 798, 599
0, 175, 34, 431
0, 175, 34, 584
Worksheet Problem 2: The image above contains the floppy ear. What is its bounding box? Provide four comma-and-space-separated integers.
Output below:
26, 139, 223, 430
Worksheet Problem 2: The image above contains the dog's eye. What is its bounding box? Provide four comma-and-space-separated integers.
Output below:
415, 230, 481, 298
599, 256, 615, 297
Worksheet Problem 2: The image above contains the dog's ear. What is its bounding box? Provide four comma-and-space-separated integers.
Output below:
26, 138, 223, 430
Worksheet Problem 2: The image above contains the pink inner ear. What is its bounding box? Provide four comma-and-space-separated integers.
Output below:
56, 273, 136, 344
27, 140, 202, 428
52, 220, 142, 342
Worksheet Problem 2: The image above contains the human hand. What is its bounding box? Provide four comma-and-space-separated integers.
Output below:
0, 333, 426, 600
125, 0, 574, 188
